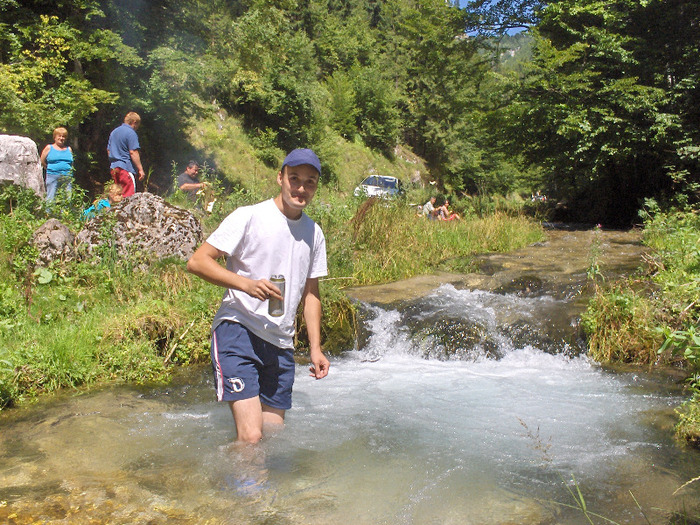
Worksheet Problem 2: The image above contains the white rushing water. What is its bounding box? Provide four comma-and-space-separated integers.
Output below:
268, 293, 680, 524
0, 287, 695, 525
205, 287, 685, 524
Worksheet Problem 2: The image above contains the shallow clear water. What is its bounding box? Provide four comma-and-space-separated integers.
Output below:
1, 285, 699, 524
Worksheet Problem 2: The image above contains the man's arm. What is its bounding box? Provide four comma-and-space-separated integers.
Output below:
180, 182, 207, 191
186, 242, 282, 302
129, 149, 146, 180
302, 277, 329, 379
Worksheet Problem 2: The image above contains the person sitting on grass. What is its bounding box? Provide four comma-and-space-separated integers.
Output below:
437, 199, 461, 221
422, 196, 438, 220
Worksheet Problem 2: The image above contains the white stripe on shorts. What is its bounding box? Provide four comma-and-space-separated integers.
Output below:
212, 333, 224, 402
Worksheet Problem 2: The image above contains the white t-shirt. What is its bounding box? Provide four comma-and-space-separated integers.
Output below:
207, 198, 327, 348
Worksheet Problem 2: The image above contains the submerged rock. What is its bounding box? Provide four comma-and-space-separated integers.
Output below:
75, 192, 202, 263
494, 275, 545, 297
411, 317, 503, 360
0, 134, 45, 197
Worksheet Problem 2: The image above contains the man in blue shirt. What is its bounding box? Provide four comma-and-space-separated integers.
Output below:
107, 112, 145, 197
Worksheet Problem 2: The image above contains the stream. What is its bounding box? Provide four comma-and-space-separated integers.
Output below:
1, 226, 699, 524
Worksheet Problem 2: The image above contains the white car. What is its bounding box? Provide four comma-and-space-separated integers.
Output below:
353, 175, 403, 198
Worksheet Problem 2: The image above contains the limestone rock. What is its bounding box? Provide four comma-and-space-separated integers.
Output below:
76, 192, 202, 263
0, 135, 45, 197
32, 218, 75, 266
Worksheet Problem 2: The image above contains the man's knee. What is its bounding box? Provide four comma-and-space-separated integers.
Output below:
230, 398, 265, 443
261, 404, 286, 427
237, 427, 263, 444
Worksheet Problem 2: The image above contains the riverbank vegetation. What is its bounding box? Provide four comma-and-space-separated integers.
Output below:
1, 0, 698, 440
582, 203, 700, 442
0, 182, 543, 409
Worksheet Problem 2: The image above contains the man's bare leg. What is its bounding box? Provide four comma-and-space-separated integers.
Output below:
261, 403, 285, 436
230, 398, 285, 444
230, 398, 263, 444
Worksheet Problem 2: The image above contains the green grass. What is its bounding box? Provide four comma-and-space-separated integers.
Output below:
581, 203, 700, 443
0, 159, 544, 409
336, 198, 543, 285
581, 282, 663, 364
187, 114, 279, 196
0, 254, 219, 408
642, 208, 700, 315
188, 113, 428, 196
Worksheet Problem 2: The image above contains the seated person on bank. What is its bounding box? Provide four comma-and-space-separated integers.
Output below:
437, 199, 461, 221
422, 196, 438, 219
177, 161, 209, 201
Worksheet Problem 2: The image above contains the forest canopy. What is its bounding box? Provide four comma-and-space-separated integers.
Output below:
0, 0, 697, 224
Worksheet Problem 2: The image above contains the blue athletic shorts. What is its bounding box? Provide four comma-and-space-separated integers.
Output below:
210, 321, 295, 410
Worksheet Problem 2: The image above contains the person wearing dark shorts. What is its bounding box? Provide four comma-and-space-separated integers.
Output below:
211, 321, 295, 409
187, 148, 330, 444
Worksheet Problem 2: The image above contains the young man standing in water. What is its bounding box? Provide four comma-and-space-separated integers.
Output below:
187, 148, 330, 444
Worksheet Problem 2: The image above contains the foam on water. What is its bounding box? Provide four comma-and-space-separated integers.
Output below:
291, 345, 660, 469
275, 291, 683, 520
0, 286, 696, 524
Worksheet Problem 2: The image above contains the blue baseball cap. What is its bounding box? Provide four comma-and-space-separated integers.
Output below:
281, 148, 321, 177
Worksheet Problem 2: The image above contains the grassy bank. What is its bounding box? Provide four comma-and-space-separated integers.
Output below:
186, 113, 428, 197
0, 182, 543, 409
581, 203, 700, 442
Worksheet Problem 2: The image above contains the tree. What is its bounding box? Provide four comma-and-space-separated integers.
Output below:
325, 70, 359, 139
351, 63, 401, 153
372, 0, 488, 183
0, 2, 137, 139
504, 0, 699, 223
210, 5, 319, 149
466, 0, 546, 36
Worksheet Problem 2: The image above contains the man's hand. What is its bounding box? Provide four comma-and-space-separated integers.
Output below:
130, 149, 145, 181
243, 278, 283, 302
309, 349, 330, 379
187, 243, 289, 304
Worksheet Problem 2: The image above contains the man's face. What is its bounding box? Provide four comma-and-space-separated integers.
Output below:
277, 164, 319, 217
186, 165, 199, 177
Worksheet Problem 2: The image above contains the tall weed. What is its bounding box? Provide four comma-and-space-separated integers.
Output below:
581, 283, 662, 364
348, 200, 543, 285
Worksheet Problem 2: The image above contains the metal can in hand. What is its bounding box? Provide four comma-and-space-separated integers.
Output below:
268, 275, 285, 317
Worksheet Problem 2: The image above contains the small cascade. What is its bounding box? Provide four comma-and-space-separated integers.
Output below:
354, 284, 583, 361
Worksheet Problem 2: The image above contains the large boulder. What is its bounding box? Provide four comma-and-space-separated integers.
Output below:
32, 218, 76, 266
0, 135, 45, 197
75, 192, 202, 262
